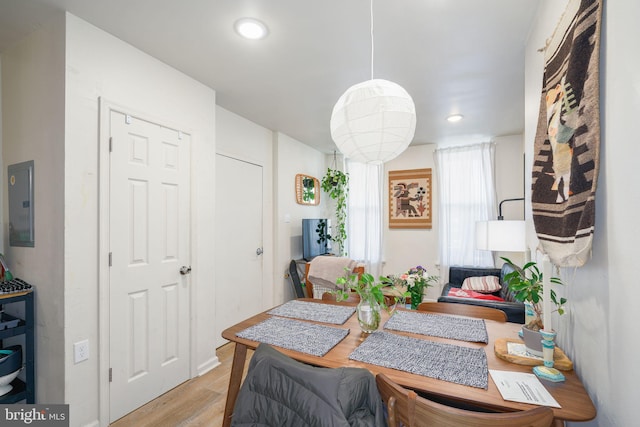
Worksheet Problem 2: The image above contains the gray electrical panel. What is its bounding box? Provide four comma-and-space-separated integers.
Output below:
8, 160, 34, 247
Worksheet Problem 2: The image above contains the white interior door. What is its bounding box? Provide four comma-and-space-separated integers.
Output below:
109, 111, 191, 421
215, 154, 264, 348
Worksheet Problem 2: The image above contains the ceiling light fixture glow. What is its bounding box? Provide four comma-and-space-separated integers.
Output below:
447, 114, 464, 123
234, 18, 268, 40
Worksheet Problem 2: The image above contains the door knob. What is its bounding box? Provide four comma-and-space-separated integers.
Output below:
256, 248, 264, 256
180, 266, 192, 275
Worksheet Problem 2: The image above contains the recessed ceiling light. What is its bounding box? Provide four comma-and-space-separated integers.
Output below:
234, 18, 268, 40
447, 114, 464, 123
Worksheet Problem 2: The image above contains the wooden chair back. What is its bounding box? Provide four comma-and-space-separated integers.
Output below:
288, 260, 306, 298
304, 262, 364, 298
321, 292, 361, 303
375, 373, 418, 427
376, 373, 554, 427
322, 292, 398, 307
416, 302, 507, 322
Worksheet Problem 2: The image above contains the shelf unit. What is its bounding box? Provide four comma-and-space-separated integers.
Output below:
0, 290, 35, 403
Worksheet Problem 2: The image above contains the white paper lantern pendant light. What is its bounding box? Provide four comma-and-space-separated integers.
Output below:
330, 0, 416, 164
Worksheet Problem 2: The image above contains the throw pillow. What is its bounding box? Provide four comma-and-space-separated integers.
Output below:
448, 288, 505, 302
461, 276, 501, 293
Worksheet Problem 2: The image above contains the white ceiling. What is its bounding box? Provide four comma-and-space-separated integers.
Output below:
0, 0, 540, 153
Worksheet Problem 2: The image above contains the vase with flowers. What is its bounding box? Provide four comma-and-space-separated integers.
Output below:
387, 266, 439, 310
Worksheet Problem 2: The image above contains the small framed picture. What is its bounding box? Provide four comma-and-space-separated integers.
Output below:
388, 168, 432, 229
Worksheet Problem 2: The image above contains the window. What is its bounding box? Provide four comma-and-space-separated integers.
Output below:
435, 143, 496, 269
346, 160, 383, 278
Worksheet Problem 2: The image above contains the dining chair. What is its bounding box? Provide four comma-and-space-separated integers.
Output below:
323, 292, 401, 315
416, 302, 508, 322
304, 259, 364, 298
321, 291, 361, 303
232, 344, 386, 426
375, 373, 555, 427
288, 260, 306, 298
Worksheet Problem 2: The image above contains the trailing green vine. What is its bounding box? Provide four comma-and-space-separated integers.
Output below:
321, 168, 349, 256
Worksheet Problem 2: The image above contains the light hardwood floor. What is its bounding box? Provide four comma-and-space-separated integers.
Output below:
110, 343, 253, 427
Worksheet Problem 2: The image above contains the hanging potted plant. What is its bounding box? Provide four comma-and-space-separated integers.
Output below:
501, 257, 567, 356
321, 167, 349, 256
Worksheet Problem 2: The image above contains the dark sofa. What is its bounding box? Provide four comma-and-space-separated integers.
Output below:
437, 264, 524, 323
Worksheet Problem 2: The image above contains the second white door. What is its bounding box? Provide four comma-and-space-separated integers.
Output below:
214, 154, 264, 348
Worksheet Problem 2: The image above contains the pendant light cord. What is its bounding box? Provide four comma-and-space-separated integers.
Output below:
370, 0, 374, 80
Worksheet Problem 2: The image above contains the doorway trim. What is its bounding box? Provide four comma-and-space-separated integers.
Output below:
97, 97, 199, 425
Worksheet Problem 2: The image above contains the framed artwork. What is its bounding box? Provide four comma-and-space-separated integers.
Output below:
389, 168, 432, 229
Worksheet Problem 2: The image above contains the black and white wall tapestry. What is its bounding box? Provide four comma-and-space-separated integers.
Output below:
532, 0, 602, 267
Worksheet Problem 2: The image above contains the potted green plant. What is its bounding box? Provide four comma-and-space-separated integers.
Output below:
501, 257, 567, 356
335, 272, 398, 333
321, 168, 349, 256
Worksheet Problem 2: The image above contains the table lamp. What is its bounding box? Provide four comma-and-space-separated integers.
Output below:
475, 220, 526, 252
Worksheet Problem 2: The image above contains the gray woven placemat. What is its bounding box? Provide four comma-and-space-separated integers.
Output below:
384, 310, 489, 343
236, 317, 350, 357
349, 331, 488, 389
267, 300, 356, 325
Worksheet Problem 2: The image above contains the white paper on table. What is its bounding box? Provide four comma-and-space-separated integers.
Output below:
489, 370, 562, 408
506, 342, 543, 360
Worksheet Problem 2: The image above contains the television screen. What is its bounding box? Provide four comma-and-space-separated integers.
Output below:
302, 219, 331, 261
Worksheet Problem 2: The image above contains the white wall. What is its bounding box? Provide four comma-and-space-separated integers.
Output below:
383, 144, 440, 299
215, 110, 330, 307
493, 134, 526, 266
215, 106, 274, 308
525, 2, 639, 425
64, 13, 217, 426
494, 134, 525, 219
274, 132, 327, 304
1, 11, 66, 405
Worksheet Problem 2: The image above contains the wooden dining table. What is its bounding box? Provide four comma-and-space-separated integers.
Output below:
221, 298, 596, 427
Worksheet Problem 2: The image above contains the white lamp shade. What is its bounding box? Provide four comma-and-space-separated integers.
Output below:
476, 220, 527, 252
330, 79, 416, 164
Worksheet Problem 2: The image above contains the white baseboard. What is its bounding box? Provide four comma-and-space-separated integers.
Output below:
197, 356, 221, 376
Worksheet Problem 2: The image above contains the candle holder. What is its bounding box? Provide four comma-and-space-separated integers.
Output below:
533, 330, 566, 382
539, 329, 556, 367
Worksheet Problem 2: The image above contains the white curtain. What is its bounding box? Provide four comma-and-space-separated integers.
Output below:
346, 160, 383, 278
434, 142, 496, 272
